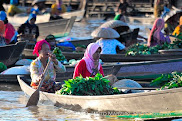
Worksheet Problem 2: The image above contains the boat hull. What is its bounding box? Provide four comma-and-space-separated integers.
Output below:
18, 75, 182, 113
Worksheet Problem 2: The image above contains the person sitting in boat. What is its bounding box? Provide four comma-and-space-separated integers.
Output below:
50, 0, 67, 20
31, 0, 48, 14
17, 13, 39, 42
7, 0, 23, 16
0, 0, 10, 11
0, 11, 18, 44
73, 43, 104, 78
172, 16, 182, 40
91, 27, 125, 54
30, 39, 66, 93
147, 18, 171, 47
0, 20, 6, 46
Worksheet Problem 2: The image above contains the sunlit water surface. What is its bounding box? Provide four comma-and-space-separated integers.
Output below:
1, 18, 154, 121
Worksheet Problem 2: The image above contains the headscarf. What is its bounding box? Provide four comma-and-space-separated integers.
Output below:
33, 40, 51, 57
148, 18, 164, 46
0, 11, 6, 21
0, 20, 5, 36
10, 0, 18, 5
82, 43, 101, 74
27, 13, 37, 23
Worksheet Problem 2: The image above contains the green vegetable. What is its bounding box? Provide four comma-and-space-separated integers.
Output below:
126, 39, 182, 56
150, 72, 182, 90
56, 73, 123, 95
0, 62, 7, 72
53, 47, 67, 62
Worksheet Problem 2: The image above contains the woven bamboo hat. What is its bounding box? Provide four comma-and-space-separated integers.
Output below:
100, 20, 129, 28
91, 27, 120, 39
32, 0, 46, 5
99, 20, 130, 33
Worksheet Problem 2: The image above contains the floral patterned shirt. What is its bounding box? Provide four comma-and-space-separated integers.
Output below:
30, 57, 66, 83
96, 38, 125, 54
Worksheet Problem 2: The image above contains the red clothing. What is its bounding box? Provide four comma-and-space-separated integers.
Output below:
73, 59, 104, 78
4, 23, 15, 44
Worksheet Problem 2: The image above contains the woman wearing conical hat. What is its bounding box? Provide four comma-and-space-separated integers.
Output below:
31, 0, 47, 14
91, 27, 125, 54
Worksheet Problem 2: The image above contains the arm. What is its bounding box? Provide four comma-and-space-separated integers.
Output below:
159, 32, 171, 44
73, 59, 85, 78
30, 60, 41, 83
99, 65, 104, 77
53, 59, 66, 72
35, 26, 39, 39
117, 40, 125, 50
17, 24, 25, 35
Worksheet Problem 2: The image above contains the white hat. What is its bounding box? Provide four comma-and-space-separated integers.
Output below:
100, 20, 129, 29
91, 27, 120, 39
32, 0, 46, 5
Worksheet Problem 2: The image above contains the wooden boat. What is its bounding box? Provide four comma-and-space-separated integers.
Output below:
22, 48, 182, 62
18, 75, 182, 113
60, 0, 87, 22
125, 16, 155, 24
0, 42, 27, 67
37, 16, 76, 38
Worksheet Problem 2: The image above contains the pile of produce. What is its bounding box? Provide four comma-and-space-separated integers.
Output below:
0, 62, 7, 73
150, 72, 182, 90
56, 73, 122, 95
53, 47, 67, 63
126, 39, 182, 56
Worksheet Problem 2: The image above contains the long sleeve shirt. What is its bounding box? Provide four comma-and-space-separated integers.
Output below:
30, 57, 66, 83
73, 59, 104, 78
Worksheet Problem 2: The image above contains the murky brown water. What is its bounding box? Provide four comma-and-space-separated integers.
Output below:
1, 18, 153, 121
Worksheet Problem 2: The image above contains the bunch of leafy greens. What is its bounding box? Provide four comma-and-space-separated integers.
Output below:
126, 39, 182, 56
0, 62, 7, 73
53, 47, 67, 62
56, 73, 122, 95
150, 72, 182, 90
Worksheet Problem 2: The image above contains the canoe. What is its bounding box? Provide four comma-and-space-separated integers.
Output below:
17, 75, 182, 113
22, 48, 182, 62
125, 16, 155, 24
37, 16, 76, 38
60, 0, 87, 22
0, 42, 27, 67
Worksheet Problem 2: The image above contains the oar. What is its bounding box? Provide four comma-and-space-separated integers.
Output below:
26, 58, 51, 107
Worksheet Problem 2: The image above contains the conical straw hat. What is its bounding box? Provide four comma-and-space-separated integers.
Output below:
100, 20, 129, 29
91, 27, 120, 39
32, 0, 46, 5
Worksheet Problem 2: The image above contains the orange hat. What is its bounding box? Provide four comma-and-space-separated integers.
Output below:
0, 20, 5, 35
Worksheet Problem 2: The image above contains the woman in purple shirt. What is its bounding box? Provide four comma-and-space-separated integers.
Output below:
147, 18, 170, 47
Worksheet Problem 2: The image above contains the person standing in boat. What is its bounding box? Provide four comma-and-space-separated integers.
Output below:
172, 16, 182, 40
30, 39, 66, 93
147, 18, 171, 47
92, 27, 125, 54
31, 0, 48, 14
50, 0, 67, 20
0, 20, 7, 46
73, 43, 104, 78
0, 11, 18, 44
17, 13, 39, 42
7, 0, 23, 16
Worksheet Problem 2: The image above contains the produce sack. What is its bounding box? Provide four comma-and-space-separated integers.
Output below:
112, 79, 143, 93
15, 59, 33, 66
1, 65, 30, 75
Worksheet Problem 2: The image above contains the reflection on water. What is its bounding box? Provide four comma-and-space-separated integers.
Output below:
0, 86, 133, 121
0, 18, 154, 120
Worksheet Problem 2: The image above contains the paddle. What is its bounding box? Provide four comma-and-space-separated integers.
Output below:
26, 58, 51, 107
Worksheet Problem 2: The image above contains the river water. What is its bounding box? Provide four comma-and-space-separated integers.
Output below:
1, 18, 154, 121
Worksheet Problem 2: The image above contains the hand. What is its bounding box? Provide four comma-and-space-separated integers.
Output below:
48, 53, 58, 65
